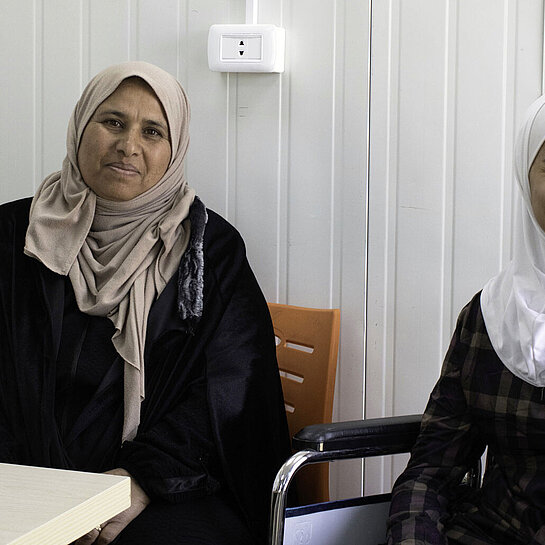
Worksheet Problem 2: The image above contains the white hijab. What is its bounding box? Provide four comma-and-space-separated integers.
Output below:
24, 62, 196, 440
481, 95, 545, 386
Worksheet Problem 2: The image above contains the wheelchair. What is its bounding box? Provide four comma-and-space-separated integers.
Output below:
269, 414, 482, 545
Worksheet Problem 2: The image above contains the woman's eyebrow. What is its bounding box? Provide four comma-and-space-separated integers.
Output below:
96, 108, 126, 118
145, 119, 169, 132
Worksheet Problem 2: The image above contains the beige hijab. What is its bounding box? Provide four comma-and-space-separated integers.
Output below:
24, 62, 196, 441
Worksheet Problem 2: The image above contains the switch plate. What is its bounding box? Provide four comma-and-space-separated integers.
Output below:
208, 24, 285, 73
221, 36, 262, 60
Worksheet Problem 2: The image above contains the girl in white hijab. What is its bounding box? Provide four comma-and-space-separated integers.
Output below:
481, 95, 545, 386
388, 95, 545, 545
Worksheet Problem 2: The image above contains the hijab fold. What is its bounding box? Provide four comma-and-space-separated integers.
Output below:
24, 62, 196, 441
481, 95, 545, 387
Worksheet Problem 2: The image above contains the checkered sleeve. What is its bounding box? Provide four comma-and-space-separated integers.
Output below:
386, 295, 487, 545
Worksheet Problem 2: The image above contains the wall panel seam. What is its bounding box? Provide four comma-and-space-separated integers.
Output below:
439, 0, 457, 354
499, 0, 517, 272
361, 0, 373, 494
80, 0, 91, 90
280, 0, 292, 303
542, 0, 545, 94
226, 73, 237, 222
386, 0, 399, 418
275, 72, 288, 303
329, 0, 340, 308
33, 0, 44, 190
384, 0, 400, 490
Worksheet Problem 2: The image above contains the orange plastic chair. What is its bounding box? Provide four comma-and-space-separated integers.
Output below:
267, 303, 340, 505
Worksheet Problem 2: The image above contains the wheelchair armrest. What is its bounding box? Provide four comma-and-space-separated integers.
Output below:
292, 414, 422, 456
270, 415, 423, 545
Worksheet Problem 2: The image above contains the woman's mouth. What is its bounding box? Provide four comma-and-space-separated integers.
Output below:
107, 162, 140, 176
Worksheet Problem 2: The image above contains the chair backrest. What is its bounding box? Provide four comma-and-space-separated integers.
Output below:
268, 303, 340, 504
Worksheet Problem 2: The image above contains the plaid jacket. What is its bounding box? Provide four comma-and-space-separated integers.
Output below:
387, 292, 545, 545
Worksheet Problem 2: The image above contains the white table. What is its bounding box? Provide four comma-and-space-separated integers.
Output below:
0, 463, 130, 545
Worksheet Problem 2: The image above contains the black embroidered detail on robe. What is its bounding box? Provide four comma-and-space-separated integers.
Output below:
177, 196, 207, 334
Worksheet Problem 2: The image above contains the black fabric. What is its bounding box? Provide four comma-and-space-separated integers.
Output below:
0, 197, 291, 543
113, 493, 254, 545
55, 279, 125, 471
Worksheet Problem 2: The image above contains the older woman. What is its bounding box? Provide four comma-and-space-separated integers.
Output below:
0, 62, 290, 544
387, 95, 545, 545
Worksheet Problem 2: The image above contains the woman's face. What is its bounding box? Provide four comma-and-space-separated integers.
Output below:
77, 77, 171, 201
530, 141, 545, 231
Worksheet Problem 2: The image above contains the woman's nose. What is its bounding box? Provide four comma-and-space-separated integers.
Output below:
116, 129, 141, 156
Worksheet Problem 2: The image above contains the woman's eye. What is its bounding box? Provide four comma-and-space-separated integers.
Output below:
144, 128, 162, 137
104, 119, 122, 128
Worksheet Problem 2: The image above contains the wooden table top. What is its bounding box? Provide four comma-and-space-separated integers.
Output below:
0, 463, 130, 545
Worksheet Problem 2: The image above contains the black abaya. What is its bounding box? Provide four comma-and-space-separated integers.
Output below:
0, 197, 290, 543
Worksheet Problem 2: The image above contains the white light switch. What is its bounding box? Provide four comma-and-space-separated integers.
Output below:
221, 36, 262, 61
208, 24, 285, 73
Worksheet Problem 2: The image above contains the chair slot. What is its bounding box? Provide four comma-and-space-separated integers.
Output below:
279, 369, 304, 383
286, 341, 314, 354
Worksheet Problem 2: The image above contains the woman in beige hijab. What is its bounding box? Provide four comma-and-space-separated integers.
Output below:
0, 62, 290, 544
